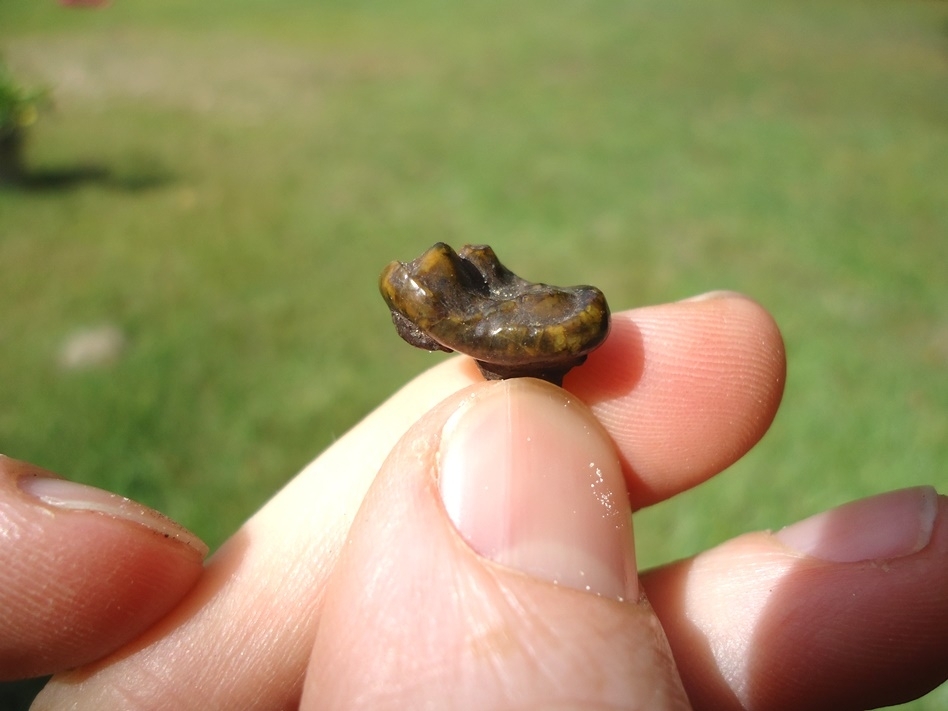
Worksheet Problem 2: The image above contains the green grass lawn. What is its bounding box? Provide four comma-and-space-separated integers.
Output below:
2, 0, 947, 707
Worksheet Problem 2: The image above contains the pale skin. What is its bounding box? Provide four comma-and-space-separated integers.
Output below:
1, 293, 946, 710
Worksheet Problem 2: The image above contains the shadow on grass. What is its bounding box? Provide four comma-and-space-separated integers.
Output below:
0, 676, 50, 711
2, 163, 176, 193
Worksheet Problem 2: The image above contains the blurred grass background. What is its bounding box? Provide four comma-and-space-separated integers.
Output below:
1, 0, 946, 707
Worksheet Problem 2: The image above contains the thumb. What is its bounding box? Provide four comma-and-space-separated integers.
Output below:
302, 378, 690, 710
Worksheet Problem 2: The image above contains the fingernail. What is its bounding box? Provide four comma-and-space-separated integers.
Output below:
678, 290, 744, 303
775, 486, 939, 563
437, 379, 636, 601
16, 464, 209, 558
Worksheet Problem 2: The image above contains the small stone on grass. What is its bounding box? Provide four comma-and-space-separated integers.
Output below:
58, 325, 126, 370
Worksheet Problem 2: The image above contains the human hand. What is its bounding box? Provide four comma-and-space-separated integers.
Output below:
3, 293, 946, 709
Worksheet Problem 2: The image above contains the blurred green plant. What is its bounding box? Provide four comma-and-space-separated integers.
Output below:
0, 57, 49, 184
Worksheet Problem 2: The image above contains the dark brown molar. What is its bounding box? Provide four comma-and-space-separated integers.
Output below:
379, 243, 610, 386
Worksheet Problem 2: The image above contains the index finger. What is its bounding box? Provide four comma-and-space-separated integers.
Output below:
572, 291, 785, 507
